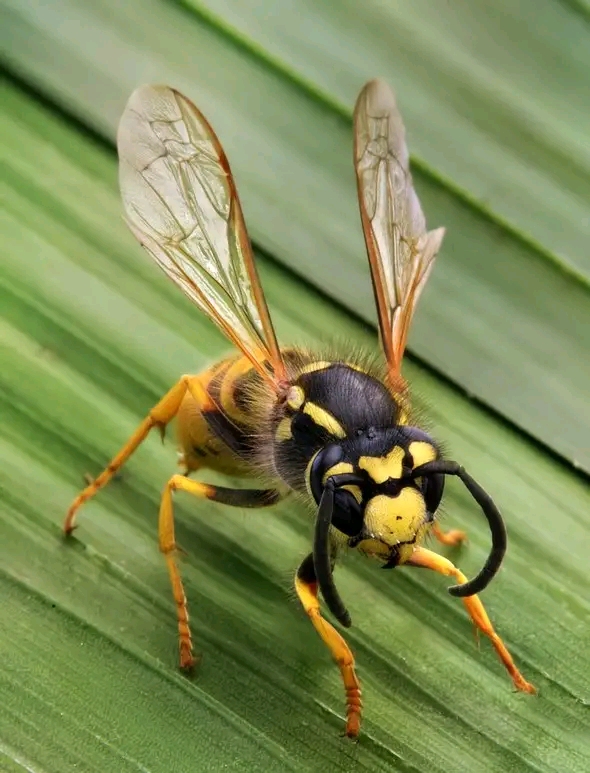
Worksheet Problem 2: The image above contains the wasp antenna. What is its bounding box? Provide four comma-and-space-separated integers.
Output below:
412, 461, 507, 597
314, 478, 352, 627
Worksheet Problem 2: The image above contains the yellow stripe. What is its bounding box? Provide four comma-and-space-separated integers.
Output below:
343, 362, 369, 374
359, 446, 405, 484
218, 356, 253, 423
408, 441, 437, 468
321, 463, 362, 504
275, 416, 293, 442
304, 450, 320, 499
303, 401, 346, 438
322, 462, 354, 484
298, 360, 333, 375
286, 385, 305, 410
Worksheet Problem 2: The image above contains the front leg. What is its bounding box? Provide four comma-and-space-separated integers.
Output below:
294, 554, 362, 738
407, 546, 536, 693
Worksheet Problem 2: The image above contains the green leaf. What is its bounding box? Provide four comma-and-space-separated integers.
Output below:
1, 0, 589, 470
182, 0, 590, 276
1, 76, 589, 773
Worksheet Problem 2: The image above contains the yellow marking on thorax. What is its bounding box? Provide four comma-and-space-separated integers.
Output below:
298, 360, 333, 375
398, 407, 410, 425
343, 362, 369, 374
275, 416, 293, 442
303, 402, 346, 439
387, 379, 411, 425
409, 441, 437, 468
359, 446, 405, 484
287, 386, 305, 411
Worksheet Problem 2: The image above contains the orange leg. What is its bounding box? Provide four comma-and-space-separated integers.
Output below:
64, 375, 207, 533
159, 474, 281, 670
432, 522, 467, 547
295, 554, 362, 738
407, 547, 536, 694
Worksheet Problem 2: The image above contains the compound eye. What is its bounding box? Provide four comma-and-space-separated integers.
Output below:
309, 443, 344, 502
331, 488, 364, 537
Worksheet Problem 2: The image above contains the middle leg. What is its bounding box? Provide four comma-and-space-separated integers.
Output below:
158, 474, 282, 670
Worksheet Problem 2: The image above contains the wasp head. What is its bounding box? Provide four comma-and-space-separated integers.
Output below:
308, 425, 506, 628
309, 425, 444, 568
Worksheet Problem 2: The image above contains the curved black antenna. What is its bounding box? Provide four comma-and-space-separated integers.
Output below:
412, 460, 507, 597
313, 473, 365, 628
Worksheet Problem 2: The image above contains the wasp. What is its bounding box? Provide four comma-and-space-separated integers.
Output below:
64, 79, 535, 737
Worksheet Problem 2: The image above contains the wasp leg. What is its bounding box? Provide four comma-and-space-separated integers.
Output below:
159, 474, 282, 670
64, 375, 208, 533
432, 522, 467, 547
407, 546, 536, 694
295, 554, 362, 738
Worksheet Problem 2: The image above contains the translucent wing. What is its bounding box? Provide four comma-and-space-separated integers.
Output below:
117, 85, 285, 387
354, 79, 445, 383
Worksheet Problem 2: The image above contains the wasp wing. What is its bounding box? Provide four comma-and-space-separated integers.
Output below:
117, 85, 285, 387
354, 79, 445, 383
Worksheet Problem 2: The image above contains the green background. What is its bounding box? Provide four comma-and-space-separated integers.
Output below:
0, 2, 588, 771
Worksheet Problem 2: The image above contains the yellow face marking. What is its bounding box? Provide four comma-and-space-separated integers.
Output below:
322, 462, 354, 485
408, 441, 437, 468
303, 402, 346, 439
275, 416, 293, 442
286, 385, 305, 411
304, 450, 320, 499
361, 488, 427, 564
358, 446, 405, 484
321, 463, 362, 505
298, 360, 333, 375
